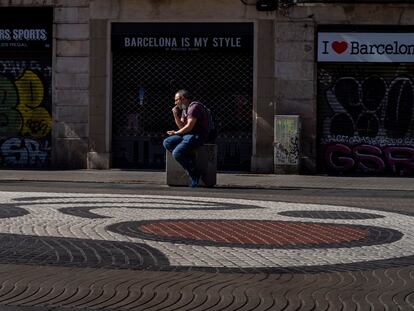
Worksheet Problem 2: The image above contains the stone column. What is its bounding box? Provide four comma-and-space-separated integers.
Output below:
87, 19, 110, 169
251, 19, 275, 173
274, 19, 316, 173
54, 2, 90, 168
87, 0, 120, 169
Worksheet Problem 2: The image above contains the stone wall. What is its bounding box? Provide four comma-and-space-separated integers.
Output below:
88, 0, 278, 172
273, 3, 414, 173
0, 0, 90, 169
2, 0, 412, 172
274, 19, 315, 173
54, 0, 90, 168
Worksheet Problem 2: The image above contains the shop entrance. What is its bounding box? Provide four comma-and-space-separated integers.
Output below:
317, 28, 414, 176
318, 63, 414, 176
0, 8, 53, 168
111, 23, 253, 171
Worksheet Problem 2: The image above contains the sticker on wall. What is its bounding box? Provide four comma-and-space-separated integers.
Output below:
318, 32, 414, 63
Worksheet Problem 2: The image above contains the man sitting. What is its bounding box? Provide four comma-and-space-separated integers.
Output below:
163, 89, 209, 188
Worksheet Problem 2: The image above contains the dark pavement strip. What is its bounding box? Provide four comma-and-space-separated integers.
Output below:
0, 264, 412, 310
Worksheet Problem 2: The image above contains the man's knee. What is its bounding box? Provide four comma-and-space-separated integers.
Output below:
171, 148, 183, 160
163, 138, 169, 150
163, 137, 175, 151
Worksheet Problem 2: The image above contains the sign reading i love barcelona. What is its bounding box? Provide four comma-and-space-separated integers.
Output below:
317, 32, 414, 62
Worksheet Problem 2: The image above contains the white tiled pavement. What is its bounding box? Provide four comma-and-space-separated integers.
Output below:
1, 191, 413, 271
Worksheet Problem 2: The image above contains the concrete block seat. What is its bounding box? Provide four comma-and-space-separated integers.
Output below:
166, 144, 217, 187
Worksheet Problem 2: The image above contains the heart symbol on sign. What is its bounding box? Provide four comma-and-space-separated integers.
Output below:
332, 41, 348, 54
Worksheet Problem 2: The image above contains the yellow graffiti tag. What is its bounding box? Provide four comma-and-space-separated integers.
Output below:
18, 105, 52, 138
15, 70, 44, 108
15, 70, 51, 137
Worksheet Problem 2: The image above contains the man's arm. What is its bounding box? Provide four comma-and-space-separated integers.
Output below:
167, 117, 197, 135
173, 106, 185, 129
175, 116, 197, 135
167, 110, 197, 136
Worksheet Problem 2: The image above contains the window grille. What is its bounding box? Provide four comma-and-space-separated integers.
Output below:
112, 50, 253, 170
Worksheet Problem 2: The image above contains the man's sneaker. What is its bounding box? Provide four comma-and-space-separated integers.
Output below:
189, 172, 200, 188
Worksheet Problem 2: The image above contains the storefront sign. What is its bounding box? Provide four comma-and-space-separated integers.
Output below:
0, 8, 52, 51
112, 23, 253, 52
318, 32, 414, 62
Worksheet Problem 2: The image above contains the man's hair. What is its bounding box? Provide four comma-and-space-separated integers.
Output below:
176, 89, 193, 100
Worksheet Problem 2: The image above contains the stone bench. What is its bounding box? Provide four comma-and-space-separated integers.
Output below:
166, 144, 217, 187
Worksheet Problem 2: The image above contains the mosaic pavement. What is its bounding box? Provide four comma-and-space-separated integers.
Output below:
0, 190, 413, 310
0, 191, 413, 274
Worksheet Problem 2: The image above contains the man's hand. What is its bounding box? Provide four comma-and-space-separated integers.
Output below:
167, 130, 176, 136
172, 106, 181, 117
171, 103, 184, 130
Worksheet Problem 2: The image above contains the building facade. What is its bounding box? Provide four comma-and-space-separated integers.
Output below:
0, 0, 413, 176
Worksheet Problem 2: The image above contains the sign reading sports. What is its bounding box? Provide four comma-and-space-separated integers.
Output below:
317, 32, 414, 62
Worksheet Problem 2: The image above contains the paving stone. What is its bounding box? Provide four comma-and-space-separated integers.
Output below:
0, 190, 412, 310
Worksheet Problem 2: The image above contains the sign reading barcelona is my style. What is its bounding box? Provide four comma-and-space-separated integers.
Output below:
317, 32, 414, 63
112, 22, 253, 53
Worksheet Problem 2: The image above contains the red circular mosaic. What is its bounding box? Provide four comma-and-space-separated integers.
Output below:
138, 220, 369, 246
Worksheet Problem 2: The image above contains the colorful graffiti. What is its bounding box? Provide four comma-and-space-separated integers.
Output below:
0, 65, 51, 167
15, 70, 51, 138
323, 143, 414, 175
319, 68, 414, 175
274, 117, 299, 166
1, 137, 50, 166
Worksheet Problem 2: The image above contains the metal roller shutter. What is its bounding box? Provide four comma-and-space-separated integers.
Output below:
0, 8, 53, 168
317, 63, 414, 175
